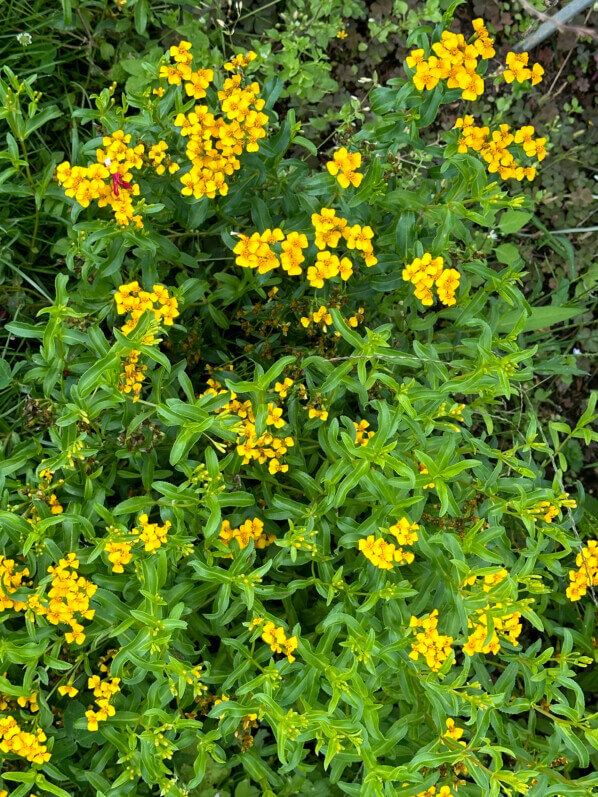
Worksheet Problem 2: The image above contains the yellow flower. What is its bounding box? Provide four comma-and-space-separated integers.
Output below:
58, 683, 79, 698
567, 540, 598, 601
169, 40, 193, 64
530, 62, 544, 85
132, 514, 171, 552
504, 51, 531, 84
406, 48, 426, 69
48, 494, 63, 515
444, 717, 465, 743
0, 716, 51, 763
413, 61, 440, 92
274, 378, 293, 398
326, 147, 363, 188
353, 419, 374, 446
260, 621, 298, 662
408, 610, 453, 672
105, 541, 133, 573
435, 268, 460, 306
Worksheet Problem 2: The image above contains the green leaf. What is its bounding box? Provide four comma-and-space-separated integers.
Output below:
499, 209, 533, 234
78, 352, 120, 398
495, 243, 522, 266
0, 359, 12, 389
521, 306, 584, 332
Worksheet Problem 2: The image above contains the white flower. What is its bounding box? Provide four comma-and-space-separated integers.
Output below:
17, 32, 32, 46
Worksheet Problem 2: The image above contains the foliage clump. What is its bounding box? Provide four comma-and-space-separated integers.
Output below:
0, 8, 597, 797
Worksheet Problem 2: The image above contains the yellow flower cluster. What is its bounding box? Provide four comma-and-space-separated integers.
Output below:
463, 604, 522, 656
409, 610, 454, 672
359, 518, 418, 569
56, 130, 144, 227
464, 568, 508, 592
0, 716, 51, 763
313, 208, 377, 266
104, 541, 133, 573
354, 420, 374, 446
234, 229, 304, 275
390, 517, 419, 547
114, 281, 180, 334
308, 250, 353, 288
455, 116, 545, 181
504, 51, 544, 85
359, 536, 404, 570
301, 305, 332, 330
526, 493, 576, 524
256, 619, 298, 663
237, 426, 294, 475
219, 517, 276, 550
200, 378, 295, 476
402, 253, 460, 307
114, 282, 179, 401
235, 402, 293, 475
233, 209, 376, 288
326, 147, 363, 188
147, 140, 179, 176
0, 688, 38, 713
225, 51, 257, 72
408, 19, 495, 100
133, 513, 171, 552
118, 350, 146, 401
169, 45, 267, 200
0, 555, 29, 612
32, 554, 96, 645
566, 540, 598, 602
160, 40, 213, 98
85, 675, 121, 731
48, 493, 63, 514
415, 787, 454, 797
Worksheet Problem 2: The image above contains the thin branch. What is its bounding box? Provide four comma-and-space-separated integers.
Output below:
516, 0, 598, 46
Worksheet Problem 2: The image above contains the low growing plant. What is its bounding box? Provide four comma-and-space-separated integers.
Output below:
1, 9, 598, 797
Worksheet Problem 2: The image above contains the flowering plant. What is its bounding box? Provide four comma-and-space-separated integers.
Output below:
1, 12, 598, 797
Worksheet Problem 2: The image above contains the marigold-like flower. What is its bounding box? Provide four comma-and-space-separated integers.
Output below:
409, 610, 453, 672
132, 514, 171, 552
409, 22, 494, 102
326, 147, 363, 188
463, 604, 522, 656
85, 675, 121, 731
172, 49, 266, 199
260, 621, 298, 662
105, 541, 133, 573
566, 540, 598, 601
55, 130, 145, 227
0, 716, 51, 763
58, 683, 79, 698
30, 553, 96, 645
402, 253, 459, 306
